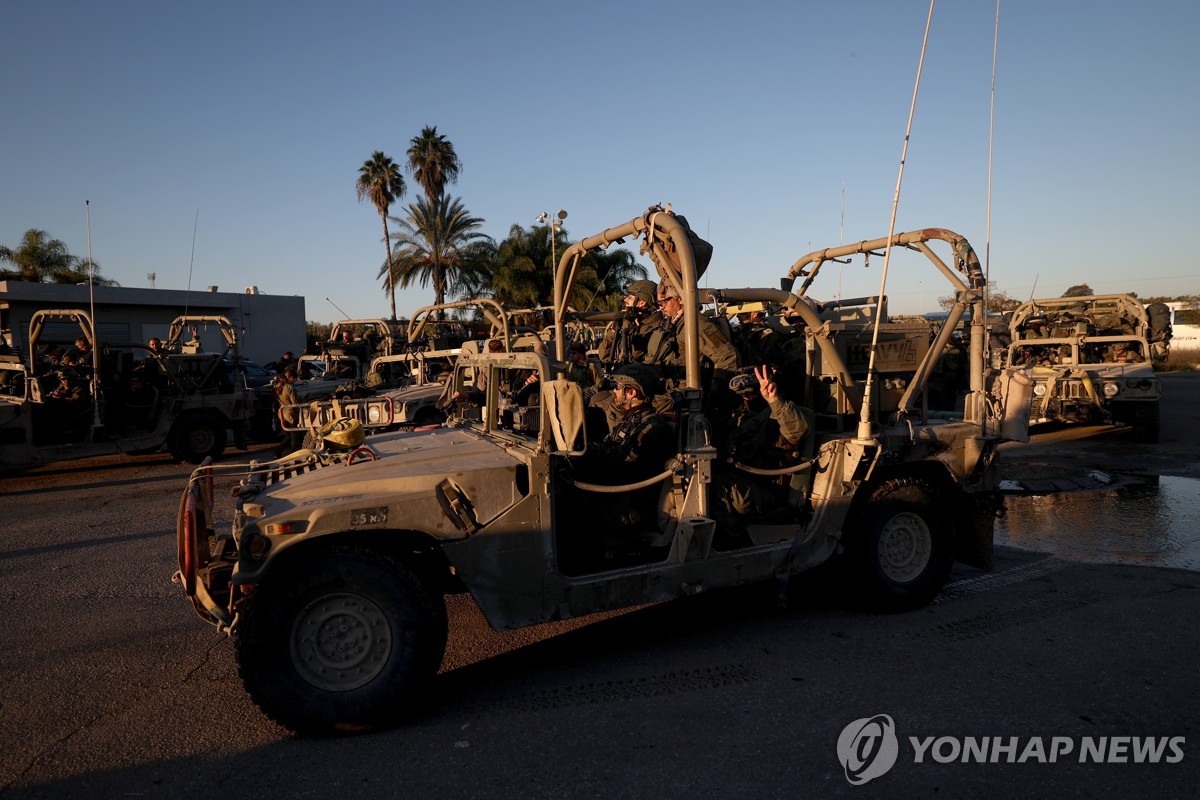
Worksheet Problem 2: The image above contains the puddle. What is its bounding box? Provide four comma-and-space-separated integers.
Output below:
996, 475, 1200, 573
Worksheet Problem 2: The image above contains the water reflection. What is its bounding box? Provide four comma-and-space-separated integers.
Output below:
996, 476, 1200, 573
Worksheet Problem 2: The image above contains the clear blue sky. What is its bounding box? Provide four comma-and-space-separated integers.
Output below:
4, 0, 1197, 323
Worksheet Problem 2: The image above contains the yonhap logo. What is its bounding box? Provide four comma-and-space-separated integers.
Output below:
837, 714, 899, 785
836, 714, 1186, 787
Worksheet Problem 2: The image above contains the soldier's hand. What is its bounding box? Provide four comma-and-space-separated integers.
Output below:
755, 365, 778, 403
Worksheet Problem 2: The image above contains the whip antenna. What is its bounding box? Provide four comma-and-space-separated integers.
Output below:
857, 0, 936, 443
984, 0, 1001, 321
85, 200, 101, 431
183, 209, 199, 319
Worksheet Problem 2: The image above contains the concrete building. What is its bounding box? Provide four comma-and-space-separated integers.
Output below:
0, 282, 305, 365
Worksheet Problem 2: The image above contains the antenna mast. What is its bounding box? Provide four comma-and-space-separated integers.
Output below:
857, 0, 936, 443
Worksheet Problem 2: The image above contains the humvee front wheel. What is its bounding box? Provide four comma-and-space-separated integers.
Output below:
1112, 401, 1160, 443
847, 479, 953, 611
235, 548, 446, 735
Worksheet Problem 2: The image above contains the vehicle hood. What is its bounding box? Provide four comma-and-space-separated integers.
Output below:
254, 427, 525, 530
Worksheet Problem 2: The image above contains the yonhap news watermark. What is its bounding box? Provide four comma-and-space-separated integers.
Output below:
836, 714, 1186, 786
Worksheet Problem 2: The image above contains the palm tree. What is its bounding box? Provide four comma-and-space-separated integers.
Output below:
406, 126, 461, 205
491, 224, 551, 308
356, 151, 407, 319
583, 245, 648, 311
383, 196, 492, 313
0, 228, 118, 285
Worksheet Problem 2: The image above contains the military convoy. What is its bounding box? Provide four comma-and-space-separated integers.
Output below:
1000, 294, 1168, 441
176, 206, 1032, 734
0, 310, 254, 466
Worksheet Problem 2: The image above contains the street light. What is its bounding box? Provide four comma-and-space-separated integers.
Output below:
536, 209, 568, 279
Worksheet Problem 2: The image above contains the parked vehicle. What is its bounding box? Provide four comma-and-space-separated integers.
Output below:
176, 208, 1031, 734
0, 311, 253, 466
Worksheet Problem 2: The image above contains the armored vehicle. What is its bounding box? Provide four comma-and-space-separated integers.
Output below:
1004, 294, 1164, 441
176, 207, 1030, 734
0, 310, 253, 466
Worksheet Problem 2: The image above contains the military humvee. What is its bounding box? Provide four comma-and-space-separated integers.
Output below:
0, 310, 253, 466
176, 207, 1030, 734
1004, 294, 1164, 441
283, 299, 559, 440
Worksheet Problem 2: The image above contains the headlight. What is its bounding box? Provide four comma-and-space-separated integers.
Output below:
1103, 382, 1120, 398
1033, 383, 1047, 397
241, 529, 272, 561
367, 405, 383, 423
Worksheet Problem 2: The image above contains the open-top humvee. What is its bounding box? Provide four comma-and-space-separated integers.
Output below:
176, 206, 1030, 734
0, 311, 253, 466
1003, 294, 1164, 441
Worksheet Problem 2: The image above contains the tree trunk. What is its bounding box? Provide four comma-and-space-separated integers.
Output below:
381, 213, 396, 320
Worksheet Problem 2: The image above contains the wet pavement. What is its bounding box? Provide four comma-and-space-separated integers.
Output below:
997, 474, 1200, 573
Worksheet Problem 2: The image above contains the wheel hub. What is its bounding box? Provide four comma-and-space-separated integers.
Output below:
877, 511, 932, 582
290, 593, 392, 691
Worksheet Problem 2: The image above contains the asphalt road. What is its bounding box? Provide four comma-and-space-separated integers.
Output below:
1, 373, 1198, 799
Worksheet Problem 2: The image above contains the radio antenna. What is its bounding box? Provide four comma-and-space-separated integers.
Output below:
327, 297, 351, 319
857, 0, 936, 444
183, 209, 199, 319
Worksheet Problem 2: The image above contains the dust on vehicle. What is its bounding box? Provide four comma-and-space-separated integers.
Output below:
175, 206, 1031, 734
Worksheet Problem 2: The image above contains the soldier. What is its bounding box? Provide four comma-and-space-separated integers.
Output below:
719, 365, 810, 469
566, 342, 600, 389
645, 279, 740, 394
576, 362, 673, 484
65, 336, 93, 368
272, 367, 304, 458
713, 365, 812, 535
1104, 342, 1142, 363
596, 280, 661, 366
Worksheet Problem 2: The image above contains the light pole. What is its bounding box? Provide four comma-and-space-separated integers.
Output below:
536, 209, 568, 279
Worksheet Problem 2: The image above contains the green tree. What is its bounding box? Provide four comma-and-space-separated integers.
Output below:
0, 228, 117, 285
384, 196, 492, 313
489, 223, 625, 311
582, 245, 648, 311
406, 126, 461, 206
937, 280, 1019, 313
1062, 283, 1094, 298
356, 151, 407, 320
491, 224, 554, 308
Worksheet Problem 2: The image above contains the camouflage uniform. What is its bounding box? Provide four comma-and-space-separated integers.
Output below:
713, 391, 811, 527
596, 309, 662, 366
721, 397, 810, 470
644, 312, 740, 392
597, 279, 661, 367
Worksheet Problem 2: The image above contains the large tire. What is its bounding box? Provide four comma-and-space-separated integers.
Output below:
234, 547, 447, 735
1113, 401, 1160, 443
171, 415, 227, 463
846, 478, 953, 612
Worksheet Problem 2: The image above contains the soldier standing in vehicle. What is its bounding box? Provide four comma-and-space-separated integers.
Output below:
597, 280, 661, 366
646, 279, 740, 396
272, 367, 304, 457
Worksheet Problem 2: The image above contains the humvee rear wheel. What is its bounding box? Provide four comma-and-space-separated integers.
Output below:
172, 415, 226, 463
235, 548, 446, 735
848, 479, 953, 611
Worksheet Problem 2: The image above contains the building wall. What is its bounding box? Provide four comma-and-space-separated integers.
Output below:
0, 282, 305, 365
